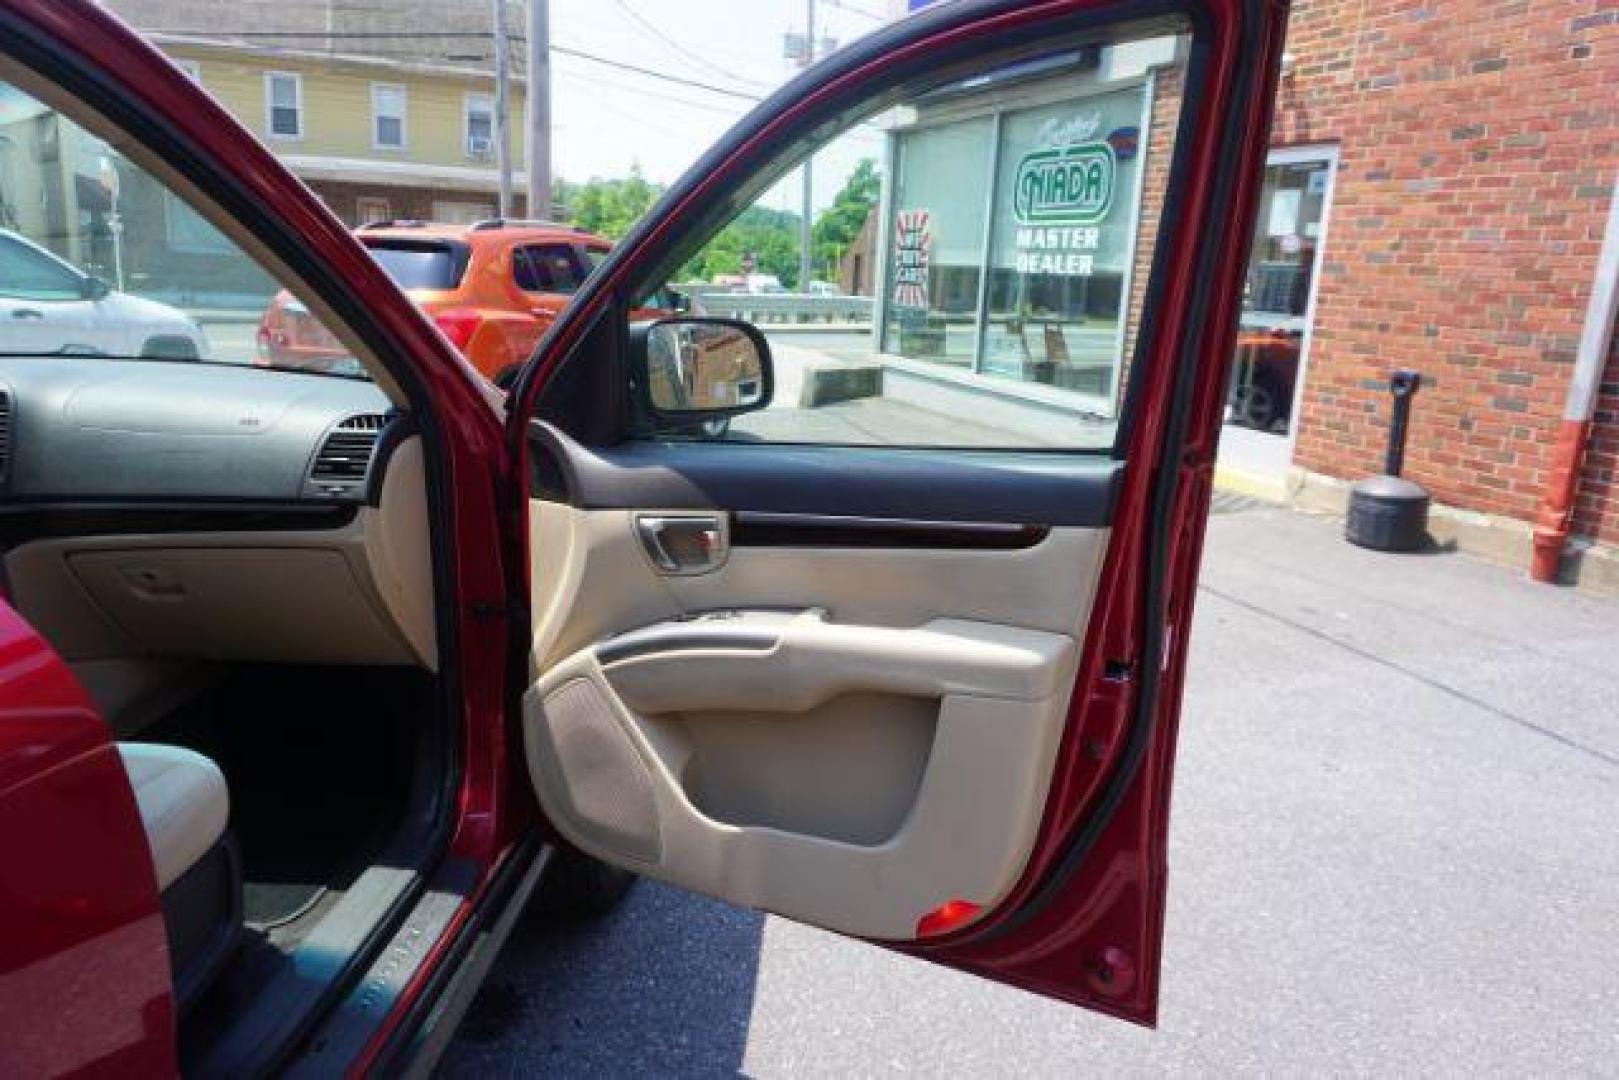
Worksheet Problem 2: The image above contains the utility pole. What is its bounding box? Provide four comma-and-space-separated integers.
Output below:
492, 0, 513, 218
798, 0, 815, 292
525, 0, 552, 219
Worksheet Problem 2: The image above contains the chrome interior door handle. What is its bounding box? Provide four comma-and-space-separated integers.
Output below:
635, 513, 728, 575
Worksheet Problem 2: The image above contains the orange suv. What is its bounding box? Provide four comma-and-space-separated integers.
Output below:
257, 218, 615, 384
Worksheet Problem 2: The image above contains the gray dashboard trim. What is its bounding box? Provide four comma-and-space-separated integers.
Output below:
0, 356, 393, 503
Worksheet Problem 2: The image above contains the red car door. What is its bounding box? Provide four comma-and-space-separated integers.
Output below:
0, 599, 174, 1077
0, 0, 1284, 1062
506, 0, 1287, 1027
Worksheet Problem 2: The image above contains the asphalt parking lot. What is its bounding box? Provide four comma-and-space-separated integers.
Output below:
441, 492, 1618, 1076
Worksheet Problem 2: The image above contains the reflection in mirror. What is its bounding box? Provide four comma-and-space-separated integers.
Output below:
646, 319, 766, 414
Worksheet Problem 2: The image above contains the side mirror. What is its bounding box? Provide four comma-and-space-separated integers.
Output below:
632, 316, 773, 426
82, 275, 112, 300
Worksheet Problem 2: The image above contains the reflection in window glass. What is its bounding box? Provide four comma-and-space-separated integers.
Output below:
267, 72, 302, 138
0, 79, 355, 373
1225, 157, 1333, 435
514, 244, 585, 294
879, 118, 992, 367
981, 84, 1150, 408
373, 84, 407, 149
465, 92, 493, 156
363, 241, 468, 290
637, 28, 1189, 450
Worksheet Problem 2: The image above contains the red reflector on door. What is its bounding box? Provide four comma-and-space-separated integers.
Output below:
916, 899, 982, 938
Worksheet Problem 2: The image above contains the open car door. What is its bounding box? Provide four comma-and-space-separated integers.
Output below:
507, 0, 1286, 1025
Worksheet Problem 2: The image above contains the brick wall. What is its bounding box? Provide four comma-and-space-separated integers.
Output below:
1278, 0, 1619, 543
304, 180, 517, 227
1118, 62, 1186, 401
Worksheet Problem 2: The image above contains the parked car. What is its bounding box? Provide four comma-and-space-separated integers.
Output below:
0, 229, 207, 358
0, 1, 1284, 1075
256, 219, 619, 384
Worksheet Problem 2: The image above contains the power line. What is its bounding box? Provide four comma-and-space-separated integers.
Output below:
549, 44, 762, 102
551, 63, 748, 117
150, 29, 767, 102
142, 30, 503, 38
820, 0, 888, 23
610, 0, 775, 90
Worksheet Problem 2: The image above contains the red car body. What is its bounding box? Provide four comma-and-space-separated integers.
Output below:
0, 0, 1286, 1072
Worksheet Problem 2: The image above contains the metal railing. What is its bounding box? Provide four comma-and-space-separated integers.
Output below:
687, 289, 876, 325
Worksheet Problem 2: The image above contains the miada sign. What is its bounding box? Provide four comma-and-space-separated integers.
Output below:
1013, 142, 1115, 225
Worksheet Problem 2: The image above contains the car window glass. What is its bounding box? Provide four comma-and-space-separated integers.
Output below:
364, 241, 468, 290
0, 235, 88, 301
0, 77, 361, 374
631, 28, 1190, 450
514, 244, 586, 294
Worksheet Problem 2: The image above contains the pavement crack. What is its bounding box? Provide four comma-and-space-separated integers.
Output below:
1197, 582, 1619, 773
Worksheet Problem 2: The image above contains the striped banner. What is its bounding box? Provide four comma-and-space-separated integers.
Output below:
892, 208, 932, 309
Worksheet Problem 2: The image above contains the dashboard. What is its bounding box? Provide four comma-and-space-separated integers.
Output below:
0, 357, 438, 733
0, 356, 395, 504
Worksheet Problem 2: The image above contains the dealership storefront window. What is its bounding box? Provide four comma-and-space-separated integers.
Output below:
878, 43, 1174, 419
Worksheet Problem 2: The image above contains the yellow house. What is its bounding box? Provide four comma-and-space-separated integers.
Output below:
151, 35, 530, 226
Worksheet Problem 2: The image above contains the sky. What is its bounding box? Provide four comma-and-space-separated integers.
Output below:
544, 0, 894, 212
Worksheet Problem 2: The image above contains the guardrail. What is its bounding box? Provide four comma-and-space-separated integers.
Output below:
690, 291, 876, 324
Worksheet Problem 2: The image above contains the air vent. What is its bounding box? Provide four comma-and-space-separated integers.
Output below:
0, 388, 11, 483
308, 413, 386, 494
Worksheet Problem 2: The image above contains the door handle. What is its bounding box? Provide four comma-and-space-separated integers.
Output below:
11, 308, 43, 319
634, 514, 727, 575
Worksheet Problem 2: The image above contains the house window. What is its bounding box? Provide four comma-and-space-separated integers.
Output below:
464, 92, 494, 158
265, 72, 303, 139
356, 196, 391, 225
372, 83, 406, 149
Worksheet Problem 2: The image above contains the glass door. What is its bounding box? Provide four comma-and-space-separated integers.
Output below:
1225, 152, 1334, 437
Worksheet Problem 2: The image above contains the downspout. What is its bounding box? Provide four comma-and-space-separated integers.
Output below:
1531, 175, 1619, 583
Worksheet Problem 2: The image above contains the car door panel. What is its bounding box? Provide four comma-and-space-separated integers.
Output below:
524, 420, 1112, 941
530, 424, 1122, 526
524, 493, 1104, 942
507, 0, 1285, 1026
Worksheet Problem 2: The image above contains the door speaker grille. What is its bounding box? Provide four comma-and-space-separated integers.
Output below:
537, 678, 661, 863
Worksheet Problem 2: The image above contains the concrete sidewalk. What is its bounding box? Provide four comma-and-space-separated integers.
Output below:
440, 502, 1619, 1077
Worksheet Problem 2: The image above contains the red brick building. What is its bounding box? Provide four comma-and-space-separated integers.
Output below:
1255, 0, 1618, 582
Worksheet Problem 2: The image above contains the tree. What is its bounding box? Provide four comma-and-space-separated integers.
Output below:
811, 158, 880, 283
555, 160, 885, 291
680, 205, 803, 287
560, 166, 663, 240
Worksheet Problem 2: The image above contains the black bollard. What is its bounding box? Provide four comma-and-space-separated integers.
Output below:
1384, 369, 1421, 476
1345, 370, 1432, 552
